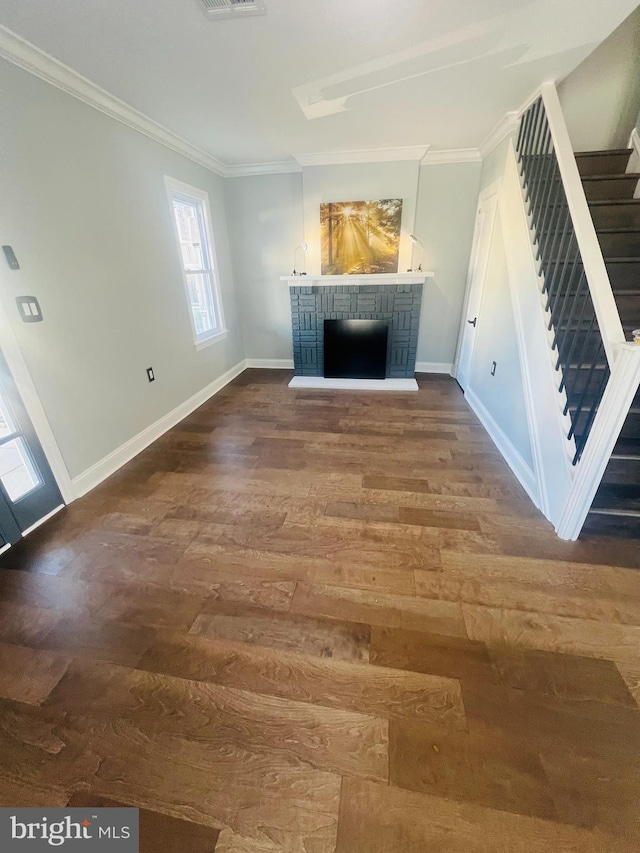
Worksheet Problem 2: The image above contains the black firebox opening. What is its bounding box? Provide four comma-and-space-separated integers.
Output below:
323, 319, 389, 380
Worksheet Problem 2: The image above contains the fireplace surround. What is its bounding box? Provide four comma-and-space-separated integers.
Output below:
283, 273, 429, 388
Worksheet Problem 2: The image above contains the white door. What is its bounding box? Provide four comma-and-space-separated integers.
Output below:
454, 182, 500, 392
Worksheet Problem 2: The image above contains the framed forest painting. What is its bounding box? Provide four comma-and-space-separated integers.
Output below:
320, 199, 403, 275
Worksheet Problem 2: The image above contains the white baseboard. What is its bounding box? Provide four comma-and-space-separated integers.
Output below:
245, 359, 453, 376
72, 359, 247, 498
415, 361, 454, 374
464, 387, 540, 508
245, 358, 294, 369
289, 376, 418, 391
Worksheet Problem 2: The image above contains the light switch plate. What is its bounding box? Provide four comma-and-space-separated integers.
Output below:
3, 246, 20, 270
16, 296, 43, 323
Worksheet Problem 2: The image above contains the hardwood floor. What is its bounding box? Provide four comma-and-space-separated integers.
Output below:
0, 369, 638, 851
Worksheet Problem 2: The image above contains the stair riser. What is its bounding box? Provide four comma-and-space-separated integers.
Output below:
546, 285, 639, 311
552, 312, 640, 348
569, 401, 639, 437
606, 261, 640, 291
583, 177, 639, 201
614, 438, 640, 458
537, 230, 640, 258
554, 335, 603, 368
576, 152, 632, 176
582, 513, 640, 538
533, 216, 640, 258
601, 457, 640, 486
540, 260, 640, 292
562, 366, 608, 395
592, 489, 640, 513
597, 232, 640, 257
619, 412, 640, 440
554, 299, 640, 331
589, 203, 640, 230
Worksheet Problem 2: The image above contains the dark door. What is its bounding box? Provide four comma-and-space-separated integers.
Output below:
0, 346, 63, 544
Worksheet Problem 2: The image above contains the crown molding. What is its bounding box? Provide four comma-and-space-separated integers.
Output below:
0, 24, 227, 177
226, 148, 482, 175
421, 148, 481, 165
224, 160, 302, 177
294, 145, 430, 167
478, 111, 520, 159
0, 23, 527, 179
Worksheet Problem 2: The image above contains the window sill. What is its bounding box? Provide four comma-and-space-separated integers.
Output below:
195, 330, 228, 351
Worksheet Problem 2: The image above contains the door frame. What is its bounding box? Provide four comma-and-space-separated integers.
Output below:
452, 179, 502, 386
0, 288, 74, 506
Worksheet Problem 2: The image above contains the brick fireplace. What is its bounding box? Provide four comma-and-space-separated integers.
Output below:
284, 274, 428, 386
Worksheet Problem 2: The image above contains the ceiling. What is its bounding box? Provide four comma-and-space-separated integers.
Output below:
0, 0, 637, 166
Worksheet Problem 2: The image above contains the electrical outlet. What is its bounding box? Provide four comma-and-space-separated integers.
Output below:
146, 367, 155, 382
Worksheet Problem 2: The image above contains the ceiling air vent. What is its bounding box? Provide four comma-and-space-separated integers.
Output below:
198, 0, 267, 19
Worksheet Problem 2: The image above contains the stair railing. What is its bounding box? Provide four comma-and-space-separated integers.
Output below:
516, 82, 626, 464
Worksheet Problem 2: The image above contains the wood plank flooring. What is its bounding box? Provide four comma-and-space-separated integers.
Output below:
0, 369, 638, 852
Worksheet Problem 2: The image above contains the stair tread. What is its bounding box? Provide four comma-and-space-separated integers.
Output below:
595, 227, 640, 233
575, 149, 633, 157
565, 365, 608, 371
544, 256, 640, 263
599, 256, 640, 262
592, 486, 640, 512
589, 507, 640, 518
589, 199, 640, 206
581, 173, 640, 181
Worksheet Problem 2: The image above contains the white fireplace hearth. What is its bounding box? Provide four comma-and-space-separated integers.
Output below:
289, 376, 420, 390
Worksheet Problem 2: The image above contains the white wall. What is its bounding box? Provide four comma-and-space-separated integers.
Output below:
478, 135, 516, 191
459, 135, 536, 478
0, 59, 245, 481
467, 206, 534, 470
302, 162, 420, 276
224, 173, 303, 361
413, 162, 481, 367
558, 4, 640, 151
225, 158, 481, 370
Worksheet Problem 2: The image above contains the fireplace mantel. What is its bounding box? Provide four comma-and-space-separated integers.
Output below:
281, 272, 432, 287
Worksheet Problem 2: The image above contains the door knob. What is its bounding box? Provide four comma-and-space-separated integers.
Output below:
467, 317, 477, 327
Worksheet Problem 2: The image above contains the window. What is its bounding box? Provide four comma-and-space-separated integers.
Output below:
165, 177, 226, 348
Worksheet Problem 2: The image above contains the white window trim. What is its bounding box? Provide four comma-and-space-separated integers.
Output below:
195, 329, 228, 350
164, 175, 227, 348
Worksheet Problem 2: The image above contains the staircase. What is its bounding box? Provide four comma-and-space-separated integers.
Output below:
575, 149, 640, 538
515, 87, 640, 540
